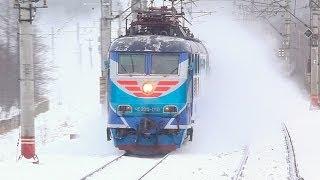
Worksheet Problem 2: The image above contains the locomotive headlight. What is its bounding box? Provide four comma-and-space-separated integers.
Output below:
142, 83, 154, 94
118, 105, 132, 113
163, 105, 178, 113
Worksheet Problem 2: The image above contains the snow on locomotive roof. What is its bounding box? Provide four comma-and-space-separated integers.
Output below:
110, 35, 206, 54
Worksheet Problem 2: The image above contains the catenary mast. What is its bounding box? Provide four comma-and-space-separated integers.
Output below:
16, 0, 47, 162
310, 0, 320, 107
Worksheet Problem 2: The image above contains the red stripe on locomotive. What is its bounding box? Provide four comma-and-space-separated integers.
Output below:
117, 80, 138, 85
158, 81, 179, 86
133, 93, 162, 97
125, 86, 141, 91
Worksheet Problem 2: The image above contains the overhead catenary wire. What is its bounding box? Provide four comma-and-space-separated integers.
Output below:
274, 1, 309, 28
232, 0, 310, 29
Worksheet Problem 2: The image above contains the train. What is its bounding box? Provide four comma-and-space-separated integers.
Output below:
105, 5, 209, 155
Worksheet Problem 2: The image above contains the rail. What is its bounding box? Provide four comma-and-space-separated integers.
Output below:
138, 153, 170, 180
232, 145, 249, 180
282, 123, 304, 180
80, 153, 127, 180
81, 153, 171, 180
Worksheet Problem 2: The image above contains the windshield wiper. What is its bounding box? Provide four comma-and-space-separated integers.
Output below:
120, 64, 128, 73
169, 67, 178, 74
130, 55, 135, 73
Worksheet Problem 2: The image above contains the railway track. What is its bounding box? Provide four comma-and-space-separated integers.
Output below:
80, 153, 127, 180
282, 123, 304, 180
137, 153, 170, 180
80, 153, 170, 180
232, 146, 249, 180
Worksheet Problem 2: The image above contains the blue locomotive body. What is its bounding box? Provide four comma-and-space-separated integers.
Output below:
106, 35, 208, 154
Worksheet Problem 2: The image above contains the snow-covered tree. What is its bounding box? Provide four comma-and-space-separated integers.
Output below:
0, 0, 52, 112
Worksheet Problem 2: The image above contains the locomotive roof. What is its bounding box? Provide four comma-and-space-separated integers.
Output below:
109, 35, 207, 54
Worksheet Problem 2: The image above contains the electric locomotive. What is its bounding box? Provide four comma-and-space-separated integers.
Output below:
106, 6, 209, 155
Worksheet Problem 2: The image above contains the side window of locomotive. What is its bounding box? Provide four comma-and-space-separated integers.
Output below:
118, 54, 145, 75
191, 54, 196, 74
151, 53, 179, 75
188, 54, 192, 66
195, 54, 200, 75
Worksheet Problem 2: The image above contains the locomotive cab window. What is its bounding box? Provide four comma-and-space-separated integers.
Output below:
151, 53, 179, 75
118, 54, 145, 75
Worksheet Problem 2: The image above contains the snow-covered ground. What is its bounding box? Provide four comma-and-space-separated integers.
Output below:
88, 151, 244, 180
0, 1, 320, 180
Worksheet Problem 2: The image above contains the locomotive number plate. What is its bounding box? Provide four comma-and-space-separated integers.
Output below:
135, 107, 161, 113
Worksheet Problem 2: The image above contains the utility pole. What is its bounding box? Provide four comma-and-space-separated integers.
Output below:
142, 0, 148, 11
310, 0, 320, 108
283, 0, 292, 74
6, 0, 10, 55
236, 1, 250, 23
51, 27, 55, 62
77, 22, 83, 66
16, 0, 47, 163
250, 0, 255, 22
233, 0, 238, 17
51, 27, 62, 105
87, 38, 93, 68
100, 0, 112, 104
117, 1, 123, 37
131, 0, 141, 21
